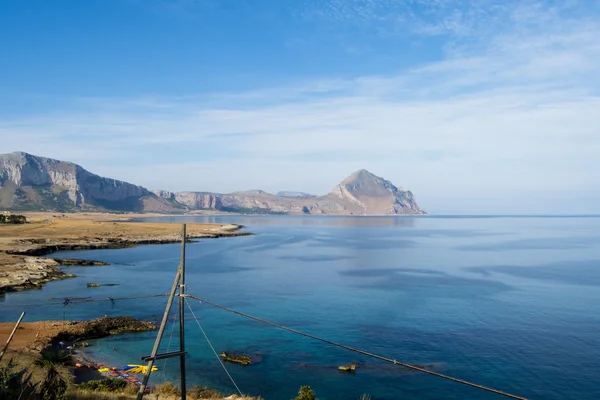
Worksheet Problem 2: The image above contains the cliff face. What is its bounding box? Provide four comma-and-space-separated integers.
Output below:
0, 152, 156, 211
174, 192, 222, 210
0, 152, 425, 215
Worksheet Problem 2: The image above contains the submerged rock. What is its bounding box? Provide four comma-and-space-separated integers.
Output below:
338, 364, 357, 373
220, 352, 253, 366
86, 282, 119, 287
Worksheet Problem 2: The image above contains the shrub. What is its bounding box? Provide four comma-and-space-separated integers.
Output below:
35, 349, 71, 368
35, 349, 70, 400
40, 366, 67, 400
294, 385, 317, 400
152, 382, 181, 397
1, 214, 27, 224
0, 363, 35, 399
187, 385, 224, 399
78, 378, 129, 392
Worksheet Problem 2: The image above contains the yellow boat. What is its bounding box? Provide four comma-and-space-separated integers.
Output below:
126, 364, 158, 374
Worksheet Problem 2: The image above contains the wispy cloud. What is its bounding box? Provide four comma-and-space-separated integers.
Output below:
3, 1, 600, 213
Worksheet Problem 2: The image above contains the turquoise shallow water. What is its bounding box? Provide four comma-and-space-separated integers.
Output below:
2, 216, 600, 399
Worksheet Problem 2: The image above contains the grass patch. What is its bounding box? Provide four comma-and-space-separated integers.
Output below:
187, 385, 224, 398
152, 382, 182, 397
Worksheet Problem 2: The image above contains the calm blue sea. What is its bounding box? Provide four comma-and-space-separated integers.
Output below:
1, 216, 600, 400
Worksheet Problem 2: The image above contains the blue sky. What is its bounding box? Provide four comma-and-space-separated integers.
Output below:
1, 0, 600, 214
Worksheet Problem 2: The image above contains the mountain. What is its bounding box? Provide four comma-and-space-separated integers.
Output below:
0, 152, 425, 215
329, 169, 422, 215
0, 152, 181, 212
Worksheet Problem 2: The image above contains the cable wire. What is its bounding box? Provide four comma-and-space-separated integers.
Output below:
1, 293, 169, 308
160, 308, 179, 380
185, 298, 244, 397
187, 295, 528, 400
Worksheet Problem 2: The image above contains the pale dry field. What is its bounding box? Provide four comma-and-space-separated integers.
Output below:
0, 212, 248, 291
0, 212, 242, 252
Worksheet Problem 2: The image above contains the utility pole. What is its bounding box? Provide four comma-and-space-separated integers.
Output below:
137, 224, 188, 400
0, 311, 25, 362
179, 224, 187, 399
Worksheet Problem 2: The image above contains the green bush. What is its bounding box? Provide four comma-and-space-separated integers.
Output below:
78, 378, 128, 392
0, 214, 27, 224
294, 385, 317, 400
35, 349, 71, 368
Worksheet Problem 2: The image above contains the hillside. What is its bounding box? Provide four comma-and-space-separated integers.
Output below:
0, 152, 182, 212
0, 152, 425, 215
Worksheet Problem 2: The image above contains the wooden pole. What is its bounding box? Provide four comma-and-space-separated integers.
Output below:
0, 312, 25, 362
179, 224, 187, 400
136, 270, 181, 399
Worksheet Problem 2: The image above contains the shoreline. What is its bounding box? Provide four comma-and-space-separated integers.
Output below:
0, 212, 253, 294
1, 317, 156, 388
0, 317, 255, 399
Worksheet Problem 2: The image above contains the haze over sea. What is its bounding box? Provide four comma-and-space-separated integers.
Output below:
2, 216, 599, 400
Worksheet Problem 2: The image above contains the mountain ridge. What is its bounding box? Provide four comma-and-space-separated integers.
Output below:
0, 152, 425, 215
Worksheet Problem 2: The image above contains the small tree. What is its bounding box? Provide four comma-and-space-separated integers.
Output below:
294, 385, 317, 400
36, 349, 70, 400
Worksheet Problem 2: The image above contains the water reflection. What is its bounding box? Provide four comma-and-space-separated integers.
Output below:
133, 215, 418, 228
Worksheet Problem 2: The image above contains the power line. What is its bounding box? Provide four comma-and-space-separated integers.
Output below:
185, 299, 243, 397
0, 293, 168, 308
186, 294, 529, 400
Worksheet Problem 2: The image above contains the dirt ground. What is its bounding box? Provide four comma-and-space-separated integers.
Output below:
0, 320, 68, 350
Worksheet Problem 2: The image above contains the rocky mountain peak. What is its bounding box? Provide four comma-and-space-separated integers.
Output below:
343, 169, 375, 180
329, 169, 423, 215
335, 169, 396, 196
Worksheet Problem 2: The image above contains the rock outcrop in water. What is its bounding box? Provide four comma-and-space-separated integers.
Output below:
0, 152, 425, 214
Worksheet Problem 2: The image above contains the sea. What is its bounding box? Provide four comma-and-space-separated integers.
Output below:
1, 215, 599, 400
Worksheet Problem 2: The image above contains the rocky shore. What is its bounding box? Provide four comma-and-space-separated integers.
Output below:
0, 215, 252, 294
0, 316, 155, 353
53, 316, 156, 344
0, 316, 258, 400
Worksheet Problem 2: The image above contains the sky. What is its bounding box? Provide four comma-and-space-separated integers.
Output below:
1, 0, 600, 214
